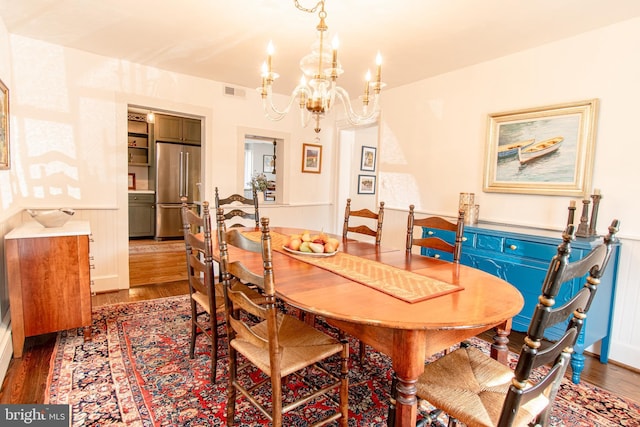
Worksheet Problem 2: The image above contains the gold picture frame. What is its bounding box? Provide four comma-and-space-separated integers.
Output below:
483, 99, 599, 197
0, 78, 9, 170
301, 143, 322, 173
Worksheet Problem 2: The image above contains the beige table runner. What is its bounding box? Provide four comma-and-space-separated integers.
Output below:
243, 231, 463, 304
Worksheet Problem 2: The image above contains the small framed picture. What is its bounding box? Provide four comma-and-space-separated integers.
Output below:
301, 143, 322, 173
128, 173, 136, 190
263, 154, 274, 173
357, 174, 376, 194
360, 146, 376, 171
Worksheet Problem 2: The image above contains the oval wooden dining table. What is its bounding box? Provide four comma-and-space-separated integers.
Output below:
213, 226, 524, 427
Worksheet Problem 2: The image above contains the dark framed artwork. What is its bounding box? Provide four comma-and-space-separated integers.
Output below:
357, 174, 376, 195
483, 99, 598, 196
360, 146, 376, 171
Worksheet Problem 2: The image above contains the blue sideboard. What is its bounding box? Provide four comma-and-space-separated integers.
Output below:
421, 223, 621, 384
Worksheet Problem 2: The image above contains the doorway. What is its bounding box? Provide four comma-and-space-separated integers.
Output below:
335, 122, 380, 224
127, 106, 202, 287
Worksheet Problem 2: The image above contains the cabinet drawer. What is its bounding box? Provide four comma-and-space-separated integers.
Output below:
504, 238, 557, 261
476, 234, 503, 252
422, 227, 455, 241
129, 193, 155, 204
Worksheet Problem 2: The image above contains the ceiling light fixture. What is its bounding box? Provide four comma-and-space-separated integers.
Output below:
259, 0, 383, 133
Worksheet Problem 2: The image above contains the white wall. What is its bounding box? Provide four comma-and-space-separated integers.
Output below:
379, 18, 640, 368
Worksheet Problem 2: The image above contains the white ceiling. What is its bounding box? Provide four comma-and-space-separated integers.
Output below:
2, 0, 640, 96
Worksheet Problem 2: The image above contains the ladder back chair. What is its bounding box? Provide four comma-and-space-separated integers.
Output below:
214, 186, 260, 229
217, 214, 350, 427
406, 204, 465, 263
342, 198, 385, 361
343, 198, 385, 245
181, 198, 262, 382
180, 198, 224, 382
389, 219, 620, 427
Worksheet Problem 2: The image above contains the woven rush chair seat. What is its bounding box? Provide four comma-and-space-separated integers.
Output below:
231, 312, 346, 378
396, 220, 620, 427
415, 346, 548, 427
217, 212, 349, 427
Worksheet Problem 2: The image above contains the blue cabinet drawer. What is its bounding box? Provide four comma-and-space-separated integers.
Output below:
422, 227, 455, 241
504, 238, 558, 261
476, 234, 503, 252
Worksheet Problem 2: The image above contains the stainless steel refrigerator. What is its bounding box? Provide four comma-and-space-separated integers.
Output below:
155, 141, 201, 239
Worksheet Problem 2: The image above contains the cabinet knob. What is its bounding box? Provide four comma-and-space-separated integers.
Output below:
462, 237, 468, 242
509, 244, 517, 250
433, 254, 440, 259
427, 231, 434, 235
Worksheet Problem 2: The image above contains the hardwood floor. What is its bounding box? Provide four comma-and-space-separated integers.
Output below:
128, 238, 187, 286
1, 242, 639, 407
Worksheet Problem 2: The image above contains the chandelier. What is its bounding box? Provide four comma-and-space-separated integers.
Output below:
259, 0, 383, 133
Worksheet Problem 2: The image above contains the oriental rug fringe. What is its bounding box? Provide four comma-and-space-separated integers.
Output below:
45, 296, 640, 426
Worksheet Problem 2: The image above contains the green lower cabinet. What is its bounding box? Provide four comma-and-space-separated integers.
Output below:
129, 193, 156, 238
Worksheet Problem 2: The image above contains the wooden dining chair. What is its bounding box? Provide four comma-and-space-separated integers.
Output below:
217, 213, 350, 427
406, 204, 465, 263
389, 220, 620, 427
180, 198, 224, 382
342, 198, 385, 361
180, 198, 262, 382
343, 198, 385, 245
214, 186, 260, 229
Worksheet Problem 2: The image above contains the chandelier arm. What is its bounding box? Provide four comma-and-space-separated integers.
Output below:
262, 85, 313, 122
333, 86, 380, 125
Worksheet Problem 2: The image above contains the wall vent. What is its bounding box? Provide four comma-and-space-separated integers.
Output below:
223, 85, 246, 98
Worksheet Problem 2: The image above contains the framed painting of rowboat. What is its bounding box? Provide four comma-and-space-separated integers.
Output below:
483, 99, 599, 196
0, 78, 8, 170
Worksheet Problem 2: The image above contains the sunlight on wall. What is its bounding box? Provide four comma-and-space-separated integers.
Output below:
379, 121, 406, 165
9, 35, 118, 208
379, 172, 421, 210
377, 121, 421, 209
11, 37, 69, 110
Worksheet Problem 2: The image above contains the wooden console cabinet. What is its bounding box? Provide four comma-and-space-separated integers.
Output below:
6, 220, 92, 358
421, 222, 620, 383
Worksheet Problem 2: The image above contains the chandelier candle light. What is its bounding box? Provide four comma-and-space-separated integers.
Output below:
259, 0, 384, 133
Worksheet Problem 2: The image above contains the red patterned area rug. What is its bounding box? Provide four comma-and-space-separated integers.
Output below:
46, 296, 640, 426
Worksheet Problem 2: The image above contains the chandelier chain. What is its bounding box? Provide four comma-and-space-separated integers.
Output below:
294, 0, 324, 14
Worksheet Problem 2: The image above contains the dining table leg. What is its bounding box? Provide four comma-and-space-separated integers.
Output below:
490, 319, 512, 365
391, 329, 427, 427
